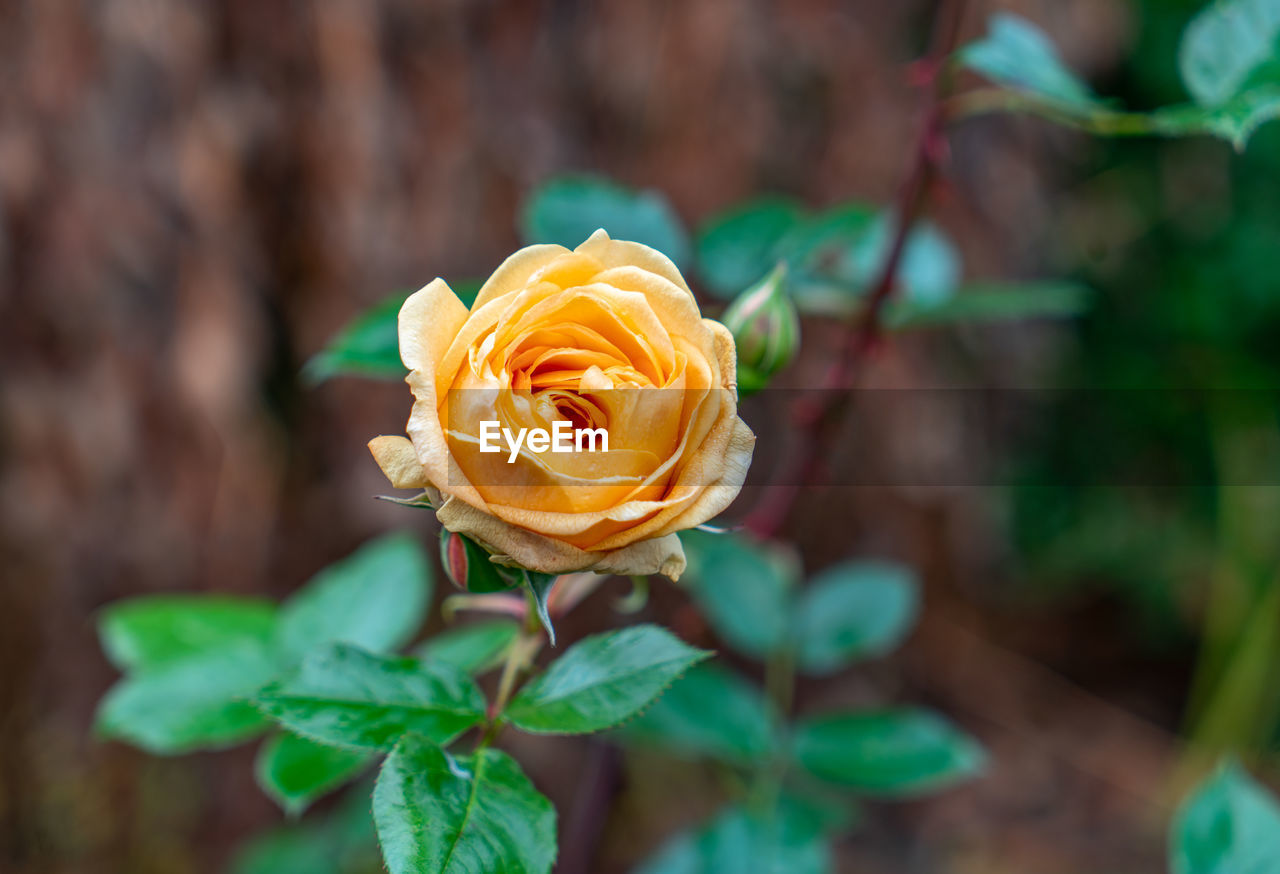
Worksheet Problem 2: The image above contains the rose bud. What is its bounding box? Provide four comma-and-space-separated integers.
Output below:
439, 528, 522, 593
720, 262, 799, 393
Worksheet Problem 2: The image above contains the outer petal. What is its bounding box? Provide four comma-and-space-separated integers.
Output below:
368, 436, 428, 489
591, 265, 709, 362
575, 229, 693, 297
469, 243, 570, 311
641, 319, 752, 533
591, 534, 686, 581
645, 415, 755, 536
582, 320, 753, 547
399, 279, 488, 508
399, 278, 470, 371
704, 318, 740, 389
435, 495, 687, 580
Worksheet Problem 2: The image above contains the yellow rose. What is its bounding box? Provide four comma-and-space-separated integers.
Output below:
368, 229, 755, 580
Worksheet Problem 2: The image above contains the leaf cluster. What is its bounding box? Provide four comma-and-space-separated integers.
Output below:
96, 534, 713, 873
954, 2, 1280, 150
619, 531, 986, 872
307, 177, 1090, 387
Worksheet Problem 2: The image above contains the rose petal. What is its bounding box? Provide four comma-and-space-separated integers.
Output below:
575, 229, 693, 298
400, 279, 489, 508
469, 243, 569, 312
368, 435, 428, 489
436, 494, 686, 579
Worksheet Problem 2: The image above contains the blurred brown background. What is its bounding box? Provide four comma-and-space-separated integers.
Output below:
0, 0, 1224, 872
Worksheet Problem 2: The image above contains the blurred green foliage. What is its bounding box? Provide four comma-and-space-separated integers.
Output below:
1005, 0, 1280, 768
1010, 0, 1280, 617
522, 175, 692, 268
91, 4, 1280, 872
620, 531, 983, 872
309, 176, 1089, 392
1170, 759, 1280, 874
957, 2, 1280, 147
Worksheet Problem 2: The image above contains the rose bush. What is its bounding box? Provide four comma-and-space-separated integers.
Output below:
369, 229, 754, 579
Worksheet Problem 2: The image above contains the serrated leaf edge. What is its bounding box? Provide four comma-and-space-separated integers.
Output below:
253, 732, 373, 818
506, 645, 714, 736
253, 687, 485, 753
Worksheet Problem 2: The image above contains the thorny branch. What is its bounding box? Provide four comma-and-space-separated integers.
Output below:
562, 6, 973, 870
744, 0, 969, 539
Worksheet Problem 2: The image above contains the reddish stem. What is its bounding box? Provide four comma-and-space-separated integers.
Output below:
744, 0, 967, 539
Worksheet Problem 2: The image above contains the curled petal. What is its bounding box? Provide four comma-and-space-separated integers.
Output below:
575, 228, 693, 297
368, 436, 428, 489
436, 494, 687, 580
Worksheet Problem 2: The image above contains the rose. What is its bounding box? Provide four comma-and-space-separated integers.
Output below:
369, 229, 755, 580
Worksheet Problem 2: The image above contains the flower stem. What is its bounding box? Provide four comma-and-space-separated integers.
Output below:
764, 646, 796, 720
747, 646, 797, 816
476, 620, 545, 751
943, 87, 1163, 136
745, 0, 969, 539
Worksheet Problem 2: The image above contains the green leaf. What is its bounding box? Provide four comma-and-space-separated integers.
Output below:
304, 280, 482, 384
1150, 87, 1280, 151
1171, 759, 1280, 874
232, 784, 382, 874
98, 595, 276, 672
255, 643, 485, 751
956, 12, 1105, 111
634, 802, 830, 874
792, 708, 985, 797
696, 199, 961, 312
327, 782, 383, 860
952, 8, 1280, 149
793, 561, 920, 675
961, 86, 1280, 151
304, 293, 408, 384
505, 625, 712, 735
682, 531, 798, 660
1178, 0, 1280, 108
635, 837, 702, 874
255, 732, 372, 816
777, 204, 876, 272
439, 528, 523, 594
374, 735, 556, 874
417, 621, 520, 675
96, 641, 277, 754
620, 662, 776, 764
523, 570, 558, 646
885, 280, 1092, 330
277, 533, 432, 664
861, 217, 961, 306
521, 175, 690, 268
232, 777, 381, 874
777, 789, 861, 833
232, 825, 341, 874
451, 279, 483, 308
696, 197, 805, 298
784, 212, 961, 316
